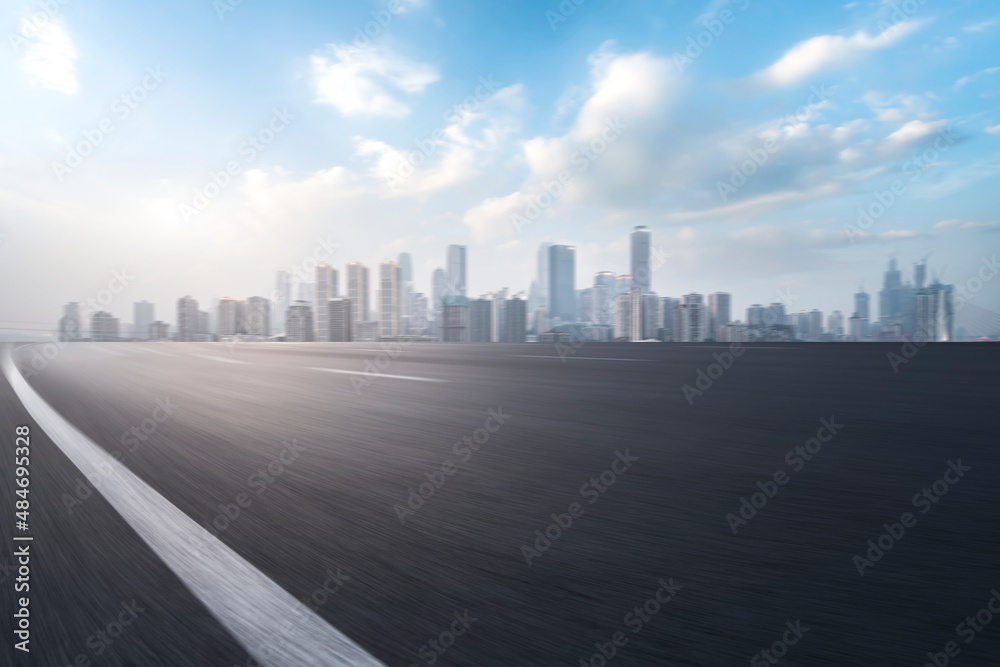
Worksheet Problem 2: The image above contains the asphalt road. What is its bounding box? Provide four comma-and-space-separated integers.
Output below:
1, 340, 998, 666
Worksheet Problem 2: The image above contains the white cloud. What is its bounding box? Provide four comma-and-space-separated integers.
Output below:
962, 19, 997, 33
986, 124, 1000, 134
19, 19, 78, 95
749, 21, 925, 88
310, 44, 438, 117
955, 66, 1000, 90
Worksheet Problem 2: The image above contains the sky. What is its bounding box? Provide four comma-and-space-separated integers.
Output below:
1, 0, 999, 332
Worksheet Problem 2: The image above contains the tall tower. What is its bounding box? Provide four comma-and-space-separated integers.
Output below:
378, 260, 401, 339
275, 270, 290, 333
133, 301, 154, 340
176, 296, 199, 342
630, 226, 651, 293
547, 244, 576, 323
347, 261, 370, 337
446, 245, 467, 297
315, 263, 337, 341
536, 242, 553, 310
707, 292, 731, 341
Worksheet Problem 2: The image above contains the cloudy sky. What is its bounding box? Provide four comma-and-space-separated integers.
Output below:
1, 0, 998, 332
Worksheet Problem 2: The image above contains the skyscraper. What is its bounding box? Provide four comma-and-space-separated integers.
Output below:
630, 226, 651, 293
432, 268, 448, 312
854, 288, 870, 338
275, 270, 291, 333
548, 244, 576, 323
397, 253, 413, 283
176, 296, 199, 342
680, 293, 704, 342
378, 260, 401, 339
592, 272, 615, 326
809, 309, 824, 339
59, 302, 81, 341
642, 292, 661, 340
327, 298, 352, 342
245, 297, 270, 338
315, 263, 337, 341
347, 261, 370, 338
285, 301, 314, 342
133, 301, 154, 340
707, 292, 731, 341
503, 298, 526, 343
397, 252, 414, 332
217, 298, 240, 336
446, 244, 467, 297
470, 298, 493, 342
92, 311, 119, 341
828, 310, 844, 337
536, 242, 553, 310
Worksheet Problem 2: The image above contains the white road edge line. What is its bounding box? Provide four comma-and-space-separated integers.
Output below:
2, 351, 385, 667
308, 367, 447, 383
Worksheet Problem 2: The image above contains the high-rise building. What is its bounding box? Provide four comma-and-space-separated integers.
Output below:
747, 304, 766, 327
397, 252, 414, 333
642, 292, 661, 340
795, 311, 811, 340
577, 287, 594, 323
470, 298, 492, 342
661, 297, 680, 340
133, 301, 154, 341
441, 296, 469, 342
245, 297, 270, 338
492, 288, 508, 342
680, 293, 704, 342
828, 310, 844, 337
707, 292, 731, 341
149, 321, 169, 340
177, 296, 199, 342
809, 309, 824, 339
59, 302, 81, 341
548, 244, 576, 323
378, 260, 401, 339
285, 301, 314, 342
315, 263, 337, 341
198, 310, 210, 336
446, 245, 467, 297
630, 226, 651, 293
536, 242, 553, 311
854, 288, 870, 338
327, 298, 352, 342
275, 270, 291, 333
91, 311, 118, 341
614, 291, 635, 341
503, 298, 526, 343
916, 282, 953, 342
592, 272, 615, 326
347, 261, 370, 338
217, 298, 241, 336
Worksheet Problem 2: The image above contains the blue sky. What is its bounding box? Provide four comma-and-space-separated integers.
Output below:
1, 0, 998, 329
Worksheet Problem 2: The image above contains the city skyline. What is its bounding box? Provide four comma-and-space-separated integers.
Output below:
3, 1, 1000, 335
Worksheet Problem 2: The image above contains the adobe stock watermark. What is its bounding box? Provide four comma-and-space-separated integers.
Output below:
62, 397, 178, 515
545, 0, 586, 31
406, 610, 477, 667
385, 76, 502, 191
52, 66, 168, 182
393, 407, 512, 524
21, 269, 135, 378
575, 578, 683, 667
888, 254, 998, 372
844, 126, 958, 242
717, 84, 832, 203
726, 417, 845, 534
7, 0, 71, 52
202, 438, 306, 536
852, 459, 970, 577
672, 0, 752, 72
179, 107, 294, 222
922, 588, 1000, 667
520, 449, 639, 567
511, 116, 627, 232
332, 0, 408, 60
680, 341, 746, 405
750, 620, 810, 667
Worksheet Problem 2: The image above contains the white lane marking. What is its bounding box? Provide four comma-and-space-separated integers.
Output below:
696, 345, 795, 349
2, 352, 385, 667
197, 354, 250, 364
308, 367, 447, 383
139, 346, 176, 357
90, 345, 127, 355
511, 355, 647, 362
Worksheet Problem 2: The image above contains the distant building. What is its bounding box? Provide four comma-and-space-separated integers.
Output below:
150, 321, 169, 341
707, 292, 731, 341
828, 310, 844, 337
503, 298, 527, 343
285, 301, 314, 342
275, 270, 291, 334
177, 296, 199, 342
245, 297, 270, 339
446, 245, 467, 297
441, 295, 469, 342
134, 301, 154, 341
315, 263, 338, 341
642, 292, 661, 340
217, 298, 241, 336
809, 309, 824, 340
630, 226, 651, 293
680, 293, 704, 342
91, 311, 118, 341
548, 245, 576, 323
347, 261, 370, 338
59, 302, 81, 341
327, 297, 352, 342
378, 260, 401, 339
470, 298, 493, 342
